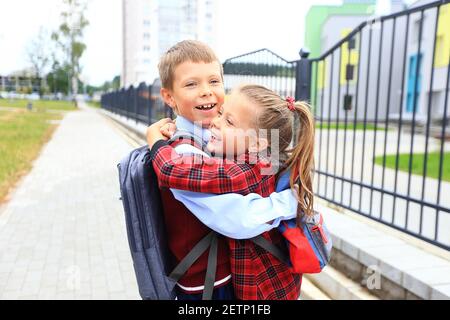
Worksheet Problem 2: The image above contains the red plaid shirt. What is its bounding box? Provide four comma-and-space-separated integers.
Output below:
152, 143, 302, 300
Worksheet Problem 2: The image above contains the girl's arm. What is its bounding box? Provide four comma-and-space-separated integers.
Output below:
150, 140, 271, 195
171, 188, 298, 239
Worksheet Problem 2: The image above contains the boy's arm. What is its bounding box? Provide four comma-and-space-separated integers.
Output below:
170, 189, 298, 239
150, 140, 267, 195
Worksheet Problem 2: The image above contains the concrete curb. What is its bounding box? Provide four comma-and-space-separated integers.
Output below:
299, 277, 332, 300
305, 266, 379, 300
316, 201, 450, 300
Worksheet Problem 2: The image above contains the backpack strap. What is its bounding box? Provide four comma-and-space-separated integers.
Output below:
202, 233, 218, 300
168, 231, 218, 300
168, 231, 216, 281
250, 235, 290, 266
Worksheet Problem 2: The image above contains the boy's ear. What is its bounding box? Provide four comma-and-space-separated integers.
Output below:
160, 88, 176, 111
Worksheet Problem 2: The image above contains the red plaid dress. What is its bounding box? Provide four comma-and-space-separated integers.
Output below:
152, 143, 302, 300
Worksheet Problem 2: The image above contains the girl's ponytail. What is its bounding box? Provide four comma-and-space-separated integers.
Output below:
235, 85, 315, 222
285, 100, 315, 221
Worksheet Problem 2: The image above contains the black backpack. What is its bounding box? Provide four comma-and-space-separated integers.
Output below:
117, 132, 219, 300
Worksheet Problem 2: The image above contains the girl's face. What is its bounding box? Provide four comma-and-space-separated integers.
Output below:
207, 91, 266, 158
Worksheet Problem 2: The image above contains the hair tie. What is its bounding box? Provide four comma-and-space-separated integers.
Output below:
286, 96, 296, 111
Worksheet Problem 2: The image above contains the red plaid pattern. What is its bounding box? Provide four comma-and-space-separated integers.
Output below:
152, 143, 302, 300
152, 145, 274, 195
229, 232, 302, 300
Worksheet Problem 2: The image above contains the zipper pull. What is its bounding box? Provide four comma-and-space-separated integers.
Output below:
312, 223, 329, 244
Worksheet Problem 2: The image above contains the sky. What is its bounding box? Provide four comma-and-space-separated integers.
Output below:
0, 0, 412, 86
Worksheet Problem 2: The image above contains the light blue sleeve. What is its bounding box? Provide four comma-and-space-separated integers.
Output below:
170, 141, 298, 239
171, 188, 297, 239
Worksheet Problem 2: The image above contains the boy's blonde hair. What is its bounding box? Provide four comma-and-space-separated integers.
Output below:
158, 40, 223, 90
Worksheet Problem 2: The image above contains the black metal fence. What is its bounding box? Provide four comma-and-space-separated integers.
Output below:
101, 79, 173, 124
222, 48, 298, 99
309, 0, 450, 251
101, 0, 450, 250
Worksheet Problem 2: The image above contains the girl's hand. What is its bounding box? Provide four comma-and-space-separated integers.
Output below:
160, 122, 177, 139
146, 118, 174, 148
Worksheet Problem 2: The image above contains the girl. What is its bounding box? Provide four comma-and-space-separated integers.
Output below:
147, 84, 315, 300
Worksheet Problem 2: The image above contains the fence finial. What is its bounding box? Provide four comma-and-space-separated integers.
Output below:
299, 47, 310, 59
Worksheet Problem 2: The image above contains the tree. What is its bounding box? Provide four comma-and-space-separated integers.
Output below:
27, 27, 50, 97
47, 61, 70, 95
111, 75, 121, 90
52, 0, 89, 106
84, 75, 121, 97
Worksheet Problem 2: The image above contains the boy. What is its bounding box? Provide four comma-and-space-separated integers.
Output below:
149, 40, 298, 300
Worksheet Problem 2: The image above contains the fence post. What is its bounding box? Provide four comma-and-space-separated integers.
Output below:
295, 48, 312, 103
121, 88, 125, 117
113, 91, 117, 113
134, 87, 138, 124
126, 87, 130, 120
148, 85, 152, 125
293, 48, 312, 145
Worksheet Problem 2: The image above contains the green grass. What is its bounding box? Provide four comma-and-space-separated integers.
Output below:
87, 101, 101, 109
374, 152, 450, 182
0, 98, 76, 111
316, 122, 387, 131
0, 108, 65, 203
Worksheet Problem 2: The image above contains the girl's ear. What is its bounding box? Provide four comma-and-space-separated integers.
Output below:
160, 88, 177, 111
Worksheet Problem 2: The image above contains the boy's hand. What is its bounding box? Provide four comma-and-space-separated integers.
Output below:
160, 122, 177, 139
147, 118, 174, 148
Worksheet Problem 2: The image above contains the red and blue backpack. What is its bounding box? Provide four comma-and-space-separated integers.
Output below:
278, 210, 332, 274
251, 170, 332, 274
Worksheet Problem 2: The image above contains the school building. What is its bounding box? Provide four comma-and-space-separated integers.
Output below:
306, 0, 450, 123
121, 0, 218, 88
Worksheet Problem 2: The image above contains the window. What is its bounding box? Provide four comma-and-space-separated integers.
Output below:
346, 64, 355, 81
344, 94, 352, 111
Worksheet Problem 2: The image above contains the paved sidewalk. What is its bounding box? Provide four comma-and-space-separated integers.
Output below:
0, 103, 140, 299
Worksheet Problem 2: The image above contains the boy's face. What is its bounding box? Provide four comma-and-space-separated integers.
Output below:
161, 60, 225, 128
